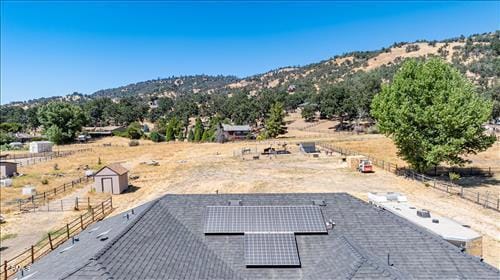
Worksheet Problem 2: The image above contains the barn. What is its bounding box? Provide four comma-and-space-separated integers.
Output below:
93, 163, 129, 194
221, 124, 252, 141
0, 161, 17, 178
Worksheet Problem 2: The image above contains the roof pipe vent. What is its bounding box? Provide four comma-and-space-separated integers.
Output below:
326, 219, 335, 230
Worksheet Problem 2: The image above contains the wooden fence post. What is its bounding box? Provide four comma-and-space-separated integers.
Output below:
91, 207, 94, 221
75, 197, 79, 210
101, 202, 105, 216
80, 215, 84, 229
66, 224, 70, 239
110, 197, 113, 209
4, 260, 7, 280
87, 197, 90, 209
48, 233, 53, 250
31, 246, 34, 264
497, 199, 499, 211
477, 193, 480, 203
461, 187, 464, 197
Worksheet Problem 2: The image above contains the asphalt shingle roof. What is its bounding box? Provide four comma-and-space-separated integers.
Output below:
28, 193, 499, 280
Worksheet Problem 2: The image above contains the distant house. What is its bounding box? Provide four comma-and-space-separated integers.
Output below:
221, 124, 252, 142
82, 126, 125, 137
29, 141, 53, 153
0, 161, 17, 178
93, 163, 129, 194
14, 133, 40, 143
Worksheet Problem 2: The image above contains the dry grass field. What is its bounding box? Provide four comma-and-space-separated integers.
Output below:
1, 132, 499, 267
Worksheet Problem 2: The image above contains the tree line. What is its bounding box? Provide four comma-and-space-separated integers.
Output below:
0, 58, 497, 174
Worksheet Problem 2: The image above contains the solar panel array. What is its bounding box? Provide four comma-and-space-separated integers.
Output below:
244, 232, 300, 267
204, 205, 326, 234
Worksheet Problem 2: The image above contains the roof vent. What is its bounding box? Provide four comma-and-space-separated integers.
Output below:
312, 199, 326, 206
228, 199, 242, 206
326, 219, 335, 230
417, 209, 431, 218
432, 219, 439, 223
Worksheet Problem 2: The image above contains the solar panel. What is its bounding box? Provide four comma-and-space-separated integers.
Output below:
204, 205, 326, 234
244, 232, 300, 267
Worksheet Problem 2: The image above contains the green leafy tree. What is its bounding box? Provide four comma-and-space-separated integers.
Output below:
45, 125, 64, 144
37, 102, 86, 144
301, 105, 316, 122
263, 102, 287, 138
126, 122, 143, 139
193, 117, 204, 142
371, 58, 495, 172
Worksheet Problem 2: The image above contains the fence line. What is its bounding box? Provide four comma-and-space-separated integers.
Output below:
19, 196, 101, 212
0, 197, 113, 280
3, 148, 92, 161
2, 176, 94, 213
317, 142, 500, 212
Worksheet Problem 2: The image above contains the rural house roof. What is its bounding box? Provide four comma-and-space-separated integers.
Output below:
222, 124, 251, 132
26, 193, 498, 280
0, 160, 18, 165
95, 163, 128, 176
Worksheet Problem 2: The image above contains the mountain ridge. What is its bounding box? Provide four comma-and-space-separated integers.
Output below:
5, 31, 498, 108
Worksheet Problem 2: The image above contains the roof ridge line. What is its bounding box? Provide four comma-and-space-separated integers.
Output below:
339, 235, 411, 280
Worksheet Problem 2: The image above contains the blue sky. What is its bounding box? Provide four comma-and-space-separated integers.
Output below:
1, 1, 499, 104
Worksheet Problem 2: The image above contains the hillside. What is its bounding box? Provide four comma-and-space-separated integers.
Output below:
5, 31, 498, 108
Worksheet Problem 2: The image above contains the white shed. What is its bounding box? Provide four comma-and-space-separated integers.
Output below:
0, 161, 17, 178
29, 141, 53, 153
93, 163, 129, 194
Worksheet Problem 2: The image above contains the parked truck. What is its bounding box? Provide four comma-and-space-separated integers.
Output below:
357, 159, 373, 173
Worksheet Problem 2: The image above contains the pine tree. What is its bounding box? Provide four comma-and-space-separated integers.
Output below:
187, 128, 194, 142
193, 117, 204, 142
263, 102, 287, 138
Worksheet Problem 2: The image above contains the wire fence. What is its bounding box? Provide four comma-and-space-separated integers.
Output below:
2, 176, 94, 213
0, 197, 113, 280
2, 149, 93, 167
317, 142, 500, 212
19, 196, 101, 212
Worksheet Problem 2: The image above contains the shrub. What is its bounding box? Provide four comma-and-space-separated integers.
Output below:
150, 131, 163, 142
449, 172, 460, 182
41, 178, 49, 185
126, 122, 143, 139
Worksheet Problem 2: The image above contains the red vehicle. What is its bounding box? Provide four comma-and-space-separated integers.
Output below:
358, 160, 373, 173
